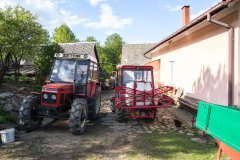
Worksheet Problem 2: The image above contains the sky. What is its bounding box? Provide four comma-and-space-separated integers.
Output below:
0, 0, 219, 44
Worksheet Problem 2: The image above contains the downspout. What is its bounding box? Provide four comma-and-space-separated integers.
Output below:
207, 14, 234, 106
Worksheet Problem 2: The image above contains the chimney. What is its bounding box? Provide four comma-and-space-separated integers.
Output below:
182, 6, 190, 26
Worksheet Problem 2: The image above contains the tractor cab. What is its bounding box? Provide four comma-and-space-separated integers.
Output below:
41, 53, 99, 108
50, 58, 88, 85
116, 65, 154, 89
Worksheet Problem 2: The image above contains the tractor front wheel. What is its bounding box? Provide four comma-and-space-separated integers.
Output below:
19, 96, 42, 133
115, 109, 126, 122
69, 98, 88, 135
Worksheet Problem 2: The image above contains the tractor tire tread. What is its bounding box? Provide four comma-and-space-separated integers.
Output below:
69, 99, 87, 135
88, 87, 101, 121
115, 109, 126, 122
19, 96, 41, 133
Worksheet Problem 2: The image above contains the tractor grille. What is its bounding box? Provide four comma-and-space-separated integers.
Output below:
60, 93, 64, 104
42, 92, 57, 104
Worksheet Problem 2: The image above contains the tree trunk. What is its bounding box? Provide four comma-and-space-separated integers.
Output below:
0, 53, 11, 86
13, 56, 21, 84
14, 66, 20, 84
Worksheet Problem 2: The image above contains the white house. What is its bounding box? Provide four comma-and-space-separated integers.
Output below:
144, 0, 240, 106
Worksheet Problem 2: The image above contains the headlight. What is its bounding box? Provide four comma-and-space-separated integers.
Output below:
51, 95, 56, 100
43, 94, 48, 99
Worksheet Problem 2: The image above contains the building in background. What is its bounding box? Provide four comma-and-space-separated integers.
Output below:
121, 43, 156, 65
121, 43, 161, 86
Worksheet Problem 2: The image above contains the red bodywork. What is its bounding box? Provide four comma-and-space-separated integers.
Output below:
41, 83, 73, 107
112, 65, 174, 119
41, 81, 97, 108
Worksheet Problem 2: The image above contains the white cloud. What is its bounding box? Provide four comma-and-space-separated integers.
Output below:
59, 10, 90, 27
24, 0, 56, 10
0, 0, 89, 29
165, 5, 182, 12
58, 0, 70, 4
84, 4, 133, 30
0, 0, 133, 35
0, 1, 17, 8
88, 0, 107, 6
190, 1, 219, 20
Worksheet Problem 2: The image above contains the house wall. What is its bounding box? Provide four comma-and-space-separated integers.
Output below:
152, 10, 239, 106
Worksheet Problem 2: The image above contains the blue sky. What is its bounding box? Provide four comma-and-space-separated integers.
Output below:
0, 0, 218, 44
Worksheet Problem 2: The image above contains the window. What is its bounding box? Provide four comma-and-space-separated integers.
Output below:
92, 63, 98, 80
89, 62, 98, 81
169, 60, 174, 83
50, 59, 75, 82
76, 61, 88, 83
122, 70, 152, 85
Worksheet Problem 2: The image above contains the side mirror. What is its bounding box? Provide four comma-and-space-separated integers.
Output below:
45, 76, 51, 84
45, 80, 51, 84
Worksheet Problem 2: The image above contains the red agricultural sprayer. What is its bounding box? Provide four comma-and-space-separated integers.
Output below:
110, 65, 174, 121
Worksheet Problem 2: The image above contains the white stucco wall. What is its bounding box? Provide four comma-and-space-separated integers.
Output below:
152, 10, 239, 105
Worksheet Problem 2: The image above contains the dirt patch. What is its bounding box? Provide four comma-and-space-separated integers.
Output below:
0, 90, 206, 160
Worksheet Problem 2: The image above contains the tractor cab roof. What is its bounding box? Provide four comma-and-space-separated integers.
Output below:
55, 42, 99, 64
117, 65, 153, 70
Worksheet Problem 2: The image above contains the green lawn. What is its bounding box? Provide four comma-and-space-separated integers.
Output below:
127, 132, 218, 160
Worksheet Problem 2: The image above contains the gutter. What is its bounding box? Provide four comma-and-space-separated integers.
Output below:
207, 14, 234, 106
143, 0, 232, 58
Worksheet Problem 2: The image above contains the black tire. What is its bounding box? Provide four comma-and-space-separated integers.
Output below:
88, 86, 101, 121
110, 100, 116, 113
19, 96, 42, 133
115, 109, 126, 122
69, 98, 88, 135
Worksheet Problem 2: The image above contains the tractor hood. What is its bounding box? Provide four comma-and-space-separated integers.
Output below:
42, 83, 73, 92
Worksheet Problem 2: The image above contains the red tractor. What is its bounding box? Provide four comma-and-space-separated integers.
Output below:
19, 47, 101, 135
110, 65, 174, 121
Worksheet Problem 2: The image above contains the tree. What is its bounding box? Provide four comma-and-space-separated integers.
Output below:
0, 6, 48, 85
102, 33, 124, 74
52, 24, 78, 43
85, 36, 97, 42
34, 43, 61, 83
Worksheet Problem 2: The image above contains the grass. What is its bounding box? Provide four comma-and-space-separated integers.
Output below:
127, 132, 218, 160
0, 105, 16, 123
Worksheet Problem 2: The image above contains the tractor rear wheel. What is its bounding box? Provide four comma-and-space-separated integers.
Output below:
115, 109, 126, 122
69, 98, 88, 135
88, 86, 101, 121
110, 101, 116, 113
19, 96, 42, 133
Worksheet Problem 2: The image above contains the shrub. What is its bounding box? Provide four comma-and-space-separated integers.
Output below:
0, 106, 17, 123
